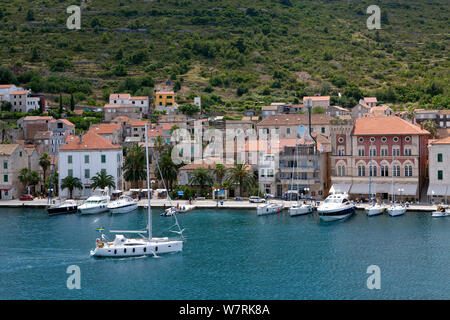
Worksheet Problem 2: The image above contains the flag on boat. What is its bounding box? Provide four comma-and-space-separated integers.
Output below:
96, 227, 105, 233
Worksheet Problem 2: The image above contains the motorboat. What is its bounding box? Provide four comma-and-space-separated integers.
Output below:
256, 202, 283, 216
107, 195, 138, 214
317, 193, 356, 221
386, 203, 406, 217
289, 201, 315, 217
47, 199, 78, 215
365, 202, 386, 216
162, 204, 194, 216
91, 123, 184, 258
431, 206, 450, 217
78, 190, 110, 215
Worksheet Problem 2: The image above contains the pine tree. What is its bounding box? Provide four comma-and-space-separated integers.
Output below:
70, 93, 75, 112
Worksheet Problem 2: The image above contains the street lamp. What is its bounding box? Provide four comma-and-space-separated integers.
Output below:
431, 190, 435, 205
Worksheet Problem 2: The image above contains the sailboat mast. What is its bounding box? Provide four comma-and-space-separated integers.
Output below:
392, 149, 395, 203
144, 124, 152, 240
369, 140, 372, 202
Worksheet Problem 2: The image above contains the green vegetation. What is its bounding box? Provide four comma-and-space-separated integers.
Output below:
0, 0, 447, 111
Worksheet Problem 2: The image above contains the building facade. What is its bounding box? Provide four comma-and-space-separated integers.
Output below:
427, 137, 450, 203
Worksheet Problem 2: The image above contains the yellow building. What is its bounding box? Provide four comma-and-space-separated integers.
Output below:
155, 91, 175, 107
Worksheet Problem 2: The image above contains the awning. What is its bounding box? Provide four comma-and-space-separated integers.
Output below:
371, 183, 393, 194
427, 185, 448, 196
329, 183, 351, 194
394, 184, 418, 196
349, 183, 370, 195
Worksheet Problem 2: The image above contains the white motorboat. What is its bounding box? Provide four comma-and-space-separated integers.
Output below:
317, 193, 356, 221
431, 206, 450, 217
257, 202, 283, 216
47, 199, 78, 215
365, 202, 386, 216
91, 124, 184, 258
78, 189, 110, 215
107, 195, 138, 214
162, 204, 194, 216
289, 202, 315, 216
386, 203, 406, 217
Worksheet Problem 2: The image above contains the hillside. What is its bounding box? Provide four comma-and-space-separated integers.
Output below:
0, 0, 449, 113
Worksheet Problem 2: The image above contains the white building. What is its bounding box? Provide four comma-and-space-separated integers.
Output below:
427, 137, 450, 203
58, 131, 123, 198
109, 93, 149, 114
0, 84, 21, 103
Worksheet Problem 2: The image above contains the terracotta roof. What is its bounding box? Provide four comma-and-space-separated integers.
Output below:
60, 131, 122, 151
103, 104, 135, 109
353, 116, 430, 136
130, 96, 148, 101
156, 91, 174, 95
364, 97, 377, 103
262, 105, 278, 111
303, 96, 330, 102
89, 123, 121, 134
10, 90, 27, 95
0, 144, 19, 156
148, 128, 164, 137
431, 136, 450, 145
0, 84, 14, 88
439, 110, 450, 115
34, 131, 51, 140
51, 119, 74, 126
110, 93, 131, 100
131, 120, 150, 127
257, 114, 333, 126
23, 116, 53, 121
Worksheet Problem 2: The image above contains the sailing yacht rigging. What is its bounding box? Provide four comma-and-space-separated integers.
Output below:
90, 124, 184, 257
387, 147, 406, 217
366, 141, 386, 216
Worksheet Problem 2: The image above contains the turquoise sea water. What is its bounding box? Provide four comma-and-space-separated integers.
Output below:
0, 207, 449, 300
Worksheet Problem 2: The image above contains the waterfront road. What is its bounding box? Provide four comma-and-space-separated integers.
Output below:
0, 198, 441, 212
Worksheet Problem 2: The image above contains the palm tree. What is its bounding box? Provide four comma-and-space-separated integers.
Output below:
90, 171, 116, 191
18, 168, 40, 194
123, 143, 147, 188
157, 152, 178, 190
39, 153, 51, 190
154, 136, 166, 155
213, 163, 226, 185
225, 163, 255, 197
189, 168, 214, 192
61, 176, 82, 199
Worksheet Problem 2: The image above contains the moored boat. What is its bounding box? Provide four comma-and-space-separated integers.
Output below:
257, 202, 283, 216
365, 202, 386, 216
47, 199, 78, 215
386, 203, 406, 217
107, 195, 138, 214
317, 193, 356, 221
431, 206, 450, 217
289, 202, 315, 216
78, 190, 110, 215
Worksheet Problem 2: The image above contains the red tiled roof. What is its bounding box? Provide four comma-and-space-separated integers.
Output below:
89, 123, 121, 134
10, 90, 27, 95
156, 91, 174, 95
130, 96, 148, 100
60, 131, 121, 150
51, 119, 74, 126
431, 136, 450, 145
353, 116, 430, 136
110, 93, 131, 100
0, 84, 14, 89
303, 96, 330, 102
131, 120, 150, 127
364, 97, 377, 103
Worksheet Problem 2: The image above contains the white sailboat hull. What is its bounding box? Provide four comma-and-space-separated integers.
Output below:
79, 205, 109, 215
289, 205, 314, 216
256, 203, 283, 215
365, 205, 385, 216
90, 238, 183, 257
108, 202, 138, 214
387, 206, 406, 216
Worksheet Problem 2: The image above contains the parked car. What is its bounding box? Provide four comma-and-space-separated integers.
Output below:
264, 194, 275, 199
19, 194, 34, 201
249, 196, 266, 203
234, 197, 243, 201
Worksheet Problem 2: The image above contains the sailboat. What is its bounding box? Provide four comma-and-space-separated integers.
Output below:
365, 143, 385, 216
90, 124, 184, 257
386, 149, 406, 217
289, 128, 314, 216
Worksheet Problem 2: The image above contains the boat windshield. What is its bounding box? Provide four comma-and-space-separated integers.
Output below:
86, 200, 100, 204
324, 198, 341, 203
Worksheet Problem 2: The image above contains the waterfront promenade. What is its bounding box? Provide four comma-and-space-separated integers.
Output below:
0, 198, 441, 212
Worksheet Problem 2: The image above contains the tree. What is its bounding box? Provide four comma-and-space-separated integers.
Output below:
156, 151, 178, 191
423, 120, 437, 138
70, 93, 75, 112
225, 163, 255, 197
0, 121, 11, 143
213, 163, 226, 185
61, 176, 82, 199
189, 168, 214, 192
58, 93, 63, 115
90, 171, 116, 191
18, 168, 40, 194
123, 143, 146, 188
39, 153, 51, 192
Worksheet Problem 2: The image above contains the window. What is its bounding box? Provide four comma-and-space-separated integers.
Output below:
369, 148, 377, 156
405, 166, 413, 177
68, 155, 72, 164
19, 151, 22, 157
68, 169, 73, 177
321, 127, 325, 134
404, 148, 412, 156
369, 166, 377, 177
358, 149, 365, 156
381, 148, 388, 156
358, 137, 364, 143
101, 155, 106, 163
358, 166, 366, 177
3, 162, 7, 169
370, 137, 375, 142
405, 136, 411, 142
393, 165, 401, 177
84, 155, 89, 164
286, 128, 290, 134
3, 175, 8, 182
381, 166, 389, 177
392, 148, 400, 156
338, 147, 345, 156
338, 137, 344, 143
437, 153, 443, 162
438, 170, 443, 180
85, 169, 90, 179
393, 137, 399, 142
381, 137, 387, 143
